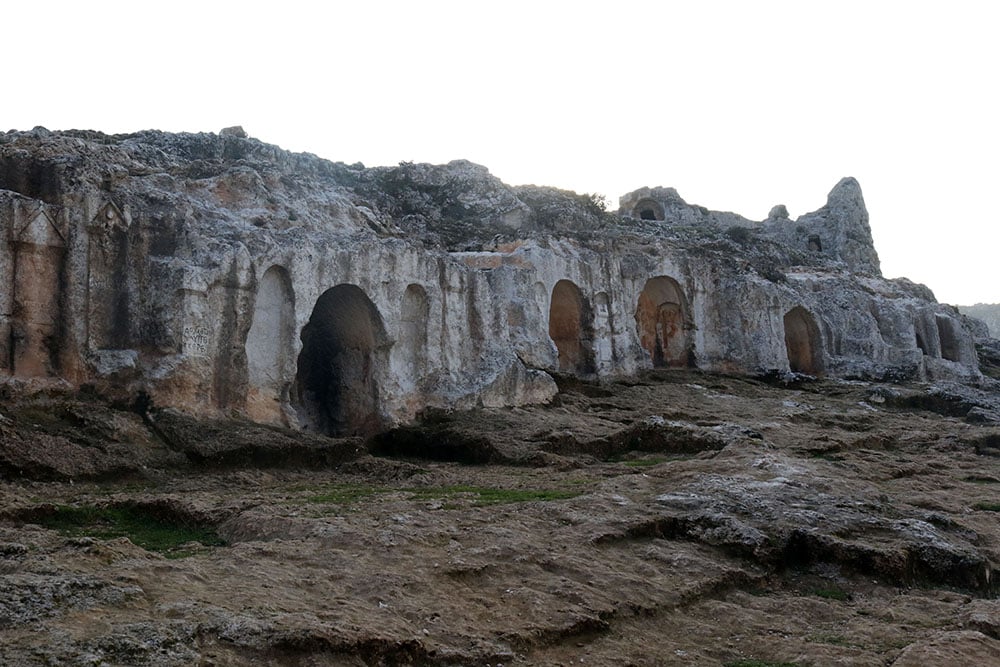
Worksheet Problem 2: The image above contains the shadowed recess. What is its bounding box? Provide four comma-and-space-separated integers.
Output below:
294, 284, 387, 436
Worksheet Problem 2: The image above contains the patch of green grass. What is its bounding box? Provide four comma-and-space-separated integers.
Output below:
621, 457, 668, 467
973, 501, 1000, 512
36, 505, 225, 558
811, 586, 850, 601
724, 660, 800, 667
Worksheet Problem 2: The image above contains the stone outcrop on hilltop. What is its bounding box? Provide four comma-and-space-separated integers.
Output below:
960, 303, 1000, 338
0, 127, 984, 435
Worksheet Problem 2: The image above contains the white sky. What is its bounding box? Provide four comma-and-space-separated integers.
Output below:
7, 1, 999, 304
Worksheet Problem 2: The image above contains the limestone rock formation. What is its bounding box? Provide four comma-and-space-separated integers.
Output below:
0, 128, 984, 434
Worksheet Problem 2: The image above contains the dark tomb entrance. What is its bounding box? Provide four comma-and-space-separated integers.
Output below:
294, 284, 387, 436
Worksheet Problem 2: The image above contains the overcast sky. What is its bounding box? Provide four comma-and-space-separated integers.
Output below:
7, 1, 998, 305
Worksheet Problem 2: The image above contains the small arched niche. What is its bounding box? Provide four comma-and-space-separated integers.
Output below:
399, 284, 430, 381
294, 284, 388, 436
592, 291, 615, 370
245, 265, 296, 424
632, 198, 665, 222
12, 209, 66, 377
635, 276, 691, 368
784, 306, 824, 375
548, 279, 595, 374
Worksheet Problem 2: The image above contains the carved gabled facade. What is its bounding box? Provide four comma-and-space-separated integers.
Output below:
0, 128, 983, 435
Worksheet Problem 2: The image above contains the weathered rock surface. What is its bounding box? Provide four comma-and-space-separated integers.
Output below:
1, 370, 999, 665
3, 128, 1000, 664
0, 128, 986, 437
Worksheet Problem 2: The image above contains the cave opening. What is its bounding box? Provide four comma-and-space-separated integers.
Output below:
635, 276, 691, 368
294, 284, 387, 436
784, 306, 824, 375
548, 279, 595, 374
632, 198, 664, 222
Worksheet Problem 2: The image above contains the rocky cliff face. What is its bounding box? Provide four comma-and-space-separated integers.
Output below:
0, 127, 983, 434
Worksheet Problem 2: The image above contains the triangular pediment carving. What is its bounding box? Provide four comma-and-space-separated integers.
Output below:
90, 201, 127, 232
15, 208, 64, 247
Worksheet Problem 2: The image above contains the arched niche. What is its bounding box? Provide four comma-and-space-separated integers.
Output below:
632, 198, 665, 221
592, 291, 614, 370
12, 210, 65, 377
87, 203, 130, 350
635, 276, 691, 368
294, 284, 388, 436
548, 279, 595, 374
245, 266, 296, 424
399, 284, 430, 381
784, 306, 824, 375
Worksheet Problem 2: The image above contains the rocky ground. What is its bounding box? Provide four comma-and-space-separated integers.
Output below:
2, 371, 1000, 666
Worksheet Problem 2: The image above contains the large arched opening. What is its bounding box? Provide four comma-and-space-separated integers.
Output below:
548, 279, 595, 374
245, 266, 295, 424
784, 307, 824, 375
294, 284, 387, 436
635, 276, 691, 368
